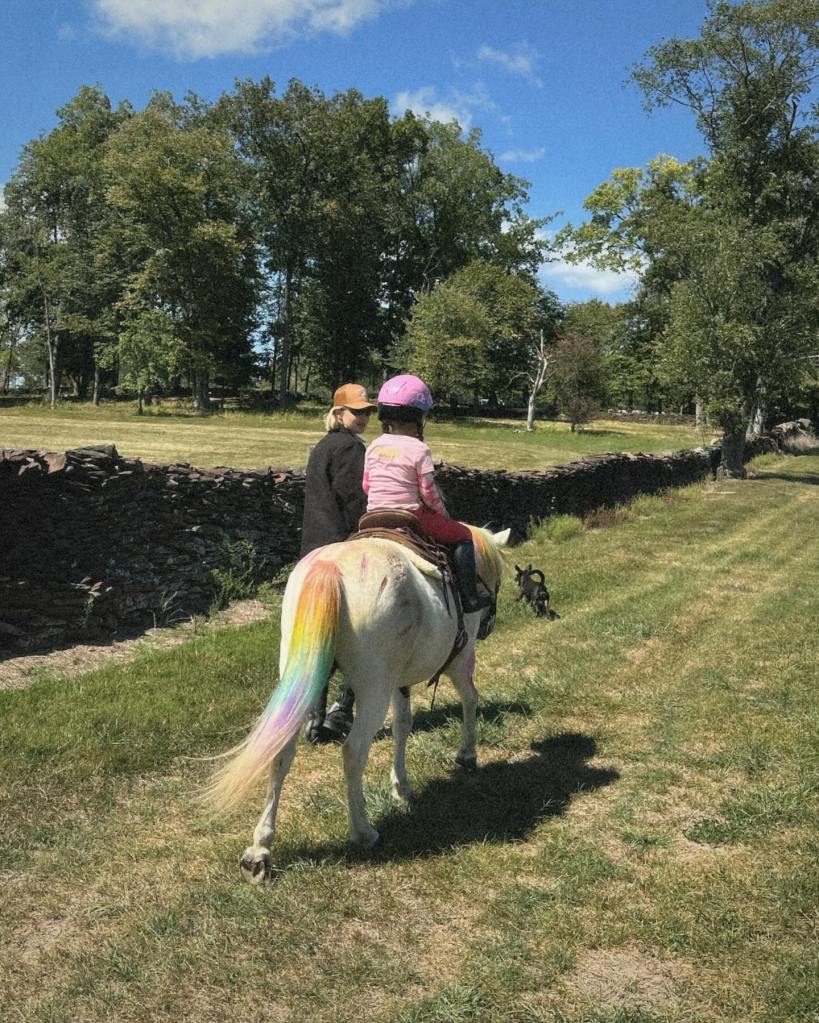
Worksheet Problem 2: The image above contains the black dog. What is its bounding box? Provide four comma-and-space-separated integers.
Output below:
514, 564, 559, 619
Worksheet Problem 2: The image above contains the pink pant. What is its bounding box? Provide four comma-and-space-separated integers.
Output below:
413, 507, 472, 544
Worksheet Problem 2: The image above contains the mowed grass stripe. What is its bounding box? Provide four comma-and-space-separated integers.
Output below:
0, 401, 717, 470
0, 455, 817, 1023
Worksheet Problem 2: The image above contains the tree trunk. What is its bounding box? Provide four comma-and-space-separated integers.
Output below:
268, 339, 276, 395
191, 369, 211, 414
526, 393, 536, 432
43, 313, 59, 408
695, 401, 704, 427
278, 271, 293, 405
749, 403, 765, 436
2, 329, 17, 392
92, 363, 101, 406
720, 426, 747, 478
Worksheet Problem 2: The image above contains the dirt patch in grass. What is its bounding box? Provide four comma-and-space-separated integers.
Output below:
566, 947, 693, 1011
0, 599, 273, 691
11, 915, 90, 968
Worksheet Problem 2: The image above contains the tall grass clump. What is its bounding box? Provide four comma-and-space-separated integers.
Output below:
534, 514, 584, 543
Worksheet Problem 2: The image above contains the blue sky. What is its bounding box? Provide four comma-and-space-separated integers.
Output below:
1, 0, 711, 303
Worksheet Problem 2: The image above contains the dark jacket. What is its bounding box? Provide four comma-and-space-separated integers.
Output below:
300, 428, 367, 556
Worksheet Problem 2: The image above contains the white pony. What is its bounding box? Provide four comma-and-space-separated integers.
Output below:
208, 524, 509, 882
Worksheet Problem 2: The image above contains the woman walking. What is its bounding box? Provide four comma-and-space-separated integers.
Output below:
300, 383, 376, 743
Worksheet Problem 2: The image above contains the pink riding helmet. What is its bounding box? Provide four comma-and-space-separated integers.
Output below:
377, 374, 434, 412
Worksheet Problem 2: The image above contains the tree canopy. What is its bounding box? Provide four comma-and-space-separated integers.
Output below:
561, 0, 819, 472
1, 78, 547, 408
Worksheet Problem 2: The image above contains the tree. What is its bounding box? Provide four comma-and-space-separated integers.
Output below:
393, 120, 546, 291
448, 261, 545, 400
290, 89, 399, 386
550, 330, 606, 431
1, 87, 131, 405
404, 261, 551, 409
604, 291, 672, 413
521, 329, 553, 432
104, 95, 259, 412
561, 0, 819, 475
222, 79, 343, 400
223, 82, 548, 396
404, 278, 493, 402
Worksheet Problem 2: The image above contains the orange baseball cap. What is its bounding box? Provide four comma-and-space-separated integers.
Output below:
332, 383, 376, 410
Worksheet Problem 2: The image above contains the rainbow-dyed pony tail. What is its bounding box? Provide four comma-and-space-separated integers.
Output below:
207, 560, 342, 810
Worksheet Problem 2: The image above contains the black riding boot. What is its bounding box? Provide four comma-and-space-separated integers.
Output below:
323, 685, 355, 742
451, 540, 492, 614
305, 683, 330, 745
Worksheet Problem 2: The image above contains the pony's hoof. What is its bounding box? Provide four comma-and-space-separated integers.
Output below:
456, 753, 477, 772
239, 847, 271, 884
392, 783, 416, 803
352, 826, 380, 848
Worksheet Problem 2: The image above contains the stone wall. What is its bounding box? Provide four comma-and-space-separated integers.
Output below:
0, 432, 783, 653
0, 445, 305, 652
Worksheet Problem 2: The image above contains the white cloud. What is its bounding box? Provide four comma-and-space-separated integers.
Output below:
477, 43, 542, 86
393, 83, 503, 130
540, 257, 640, 296
93, 0, 397, 59
499, 146, 545, 163
57, 23, 78, 42
393, 86, 472, 128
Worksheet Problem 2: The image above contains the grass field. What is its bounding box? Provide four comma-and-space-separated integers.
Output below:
0, 400, 717, 470
1, 452, 817, 1022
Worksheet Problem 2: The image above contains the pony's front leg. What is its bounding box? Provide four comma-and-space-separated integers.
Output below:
446, 648, 479, 771
342, 684, 393, 846
239, 731, 299, 884
390, 687, 415, 802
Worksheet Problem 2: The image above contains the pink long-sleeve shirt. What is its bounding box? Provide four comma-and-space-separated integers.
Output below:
363, 433, 446, 515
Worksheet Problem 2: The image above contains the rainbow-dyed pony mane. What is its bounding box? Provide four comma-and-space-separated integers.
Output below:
207, 523, 510, 883
468, 525, 505, 591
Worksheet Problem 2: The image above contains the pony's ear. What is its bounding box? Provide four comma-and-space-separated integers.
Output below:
514, 564, 522, 573
493, 528, 511, 547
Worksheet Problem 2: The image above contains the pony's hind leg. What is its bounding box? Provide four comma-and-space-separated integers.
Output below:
446, 648, 479, 772
239, 730, 299, 884
342, 683, 393, 847
390, 687, 415, 802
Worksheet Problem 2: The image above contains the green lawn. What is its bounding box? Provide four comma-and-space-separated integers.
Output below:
1, 452, 817, 1022
0, 400, 717, 470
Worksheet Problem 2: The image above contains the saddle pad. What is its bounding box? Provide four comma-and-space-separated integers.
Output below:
348, 525, 451, 574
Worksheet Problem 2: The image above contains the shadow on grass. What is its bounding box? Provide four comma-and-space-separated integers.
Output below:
0, 623, 159, 666
569, 428, 628, 438
756, 469, 819, 486
410, 698, 532, 734
286, 732, 619, 866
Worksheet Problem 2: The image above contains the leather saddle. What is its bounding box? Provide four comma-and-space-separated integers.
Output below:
351, 509, 452, 574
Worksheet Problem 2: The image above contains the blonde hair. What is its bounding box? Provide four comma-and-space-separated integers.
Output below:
324, 407, 343, 432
